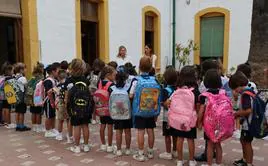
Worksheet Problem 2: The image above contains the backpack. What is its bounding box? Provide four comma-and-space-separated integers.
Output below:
55, 84, 65, 113
33, 77, 55, 107
202, 90, 235, 143
68, 81, 93, 118
25, 77, 39, 106
109, 86, 131, 120
0, 76, 5, 101
93, 81, 113, 116
168, 87, 197, 131
163, 86, 173, 122
4, 77, 24, 104
242, 89, 268, 139
89, 72, 100, 95
132, 75, 161, 118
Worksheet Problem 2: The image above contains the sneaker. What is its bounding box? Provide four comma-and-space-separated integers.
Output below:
55, 133, 63, 141
32, 125, 37, 132
233, 158, 247, 166
194, 152, 207, 162
189, 160, 197, 166
70, 146, 81, 153
67, 136, 74, 144
100, 144, 107, 151
91, 119, 97, 125
201, 164, 209, 166
159, 152, 172, 160
133, 153, 145, 162
147, 149, 154, 159
52, 129, 59, 135
45, 130, 57, 138
83, 144, 90, 152
107, 146, 114, 153
263, 135, 268, 141
6, 123, 16, 129
177, 160, 183, 166
124, 149, 131, 155
115, 150, 123, 156
172, 151, 178, 158
233, 129, 241, 139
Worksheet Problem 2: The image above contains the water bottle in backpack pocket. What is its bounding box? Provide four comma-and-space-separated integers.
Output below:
132, 75, 161, 118
109, 86, 131, 120
168, 87, 197, 131
4, 78, 24, 105
202, 90, 235, 143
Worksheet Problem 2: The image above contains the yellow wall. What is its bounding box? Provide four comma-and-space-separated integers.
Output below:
194, 7, 230, 71
142, 6, 161, 72
21, 0, 39, 78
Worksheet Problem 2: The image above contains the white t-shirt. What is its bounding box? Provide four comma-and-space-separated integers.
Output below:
16, 74, 27, 92
116, 56, 131, 66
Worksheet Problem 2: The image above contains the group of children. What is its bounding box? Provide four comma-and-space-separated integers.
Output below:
0, 56, 267, 166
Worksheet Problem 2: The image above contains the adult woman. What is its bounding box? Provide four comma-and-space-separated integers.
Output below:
116, 46, 130, 66
144, 44, 157, 68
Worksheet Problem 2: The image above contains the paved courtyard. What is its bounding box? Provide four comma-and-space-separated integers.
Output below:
0, 112, 267, 166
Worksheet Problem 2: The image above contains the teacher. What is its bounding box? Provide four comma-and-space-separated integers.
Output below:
116, 45, 130, 66
144, 44, 157, 68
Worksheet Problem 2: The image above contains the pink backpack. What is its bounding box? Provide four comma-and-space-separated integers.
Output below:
33, 77, 55, 107
168, 87, 197, 131
202, 90, 235, 143
93, 81, 113, 116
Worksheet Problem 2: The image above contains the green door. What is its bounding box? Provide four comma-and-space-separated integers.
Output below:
200, 16, 224, 58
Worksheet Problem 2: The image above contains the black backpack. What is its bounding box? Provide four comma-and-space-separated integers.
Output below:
68, 81, 93, 118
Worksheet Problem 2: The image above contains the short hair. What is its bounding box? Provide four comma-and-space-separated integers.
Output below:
60, 61, 69, 70
204, 69, 222, 89
92, 59, 105, 72
237, 63, 252, 79
69, 59, 86, 77
107, 61, 118, 70
14, 62, 26, 74
100, 65, 116, 80
58, 69, 67, 80
229, 71, 249, 90
163, 66, 177, 85
177, 65, 197, 88
201, 59, 219, 78
124, 62, 137, 76
139, 56, 152, 73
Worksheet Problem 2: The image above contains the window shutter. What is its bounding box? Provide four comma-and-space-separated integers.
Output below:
0, 0, 21, 18
80, 0, 98, 22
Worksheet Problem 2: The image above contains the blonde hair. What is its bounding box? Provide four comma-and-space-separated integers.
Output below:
117, 45, 126, 58
14, 62, 26, 74
69, 59, 86, 77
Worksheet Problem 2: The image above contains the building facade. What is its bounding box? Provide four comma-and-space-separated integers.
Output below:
0, 0, 253, 76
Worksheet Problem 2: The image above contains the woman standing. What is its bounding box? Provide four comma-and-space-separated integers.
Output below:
116, 46, 130, 66
144, 44, 157, 69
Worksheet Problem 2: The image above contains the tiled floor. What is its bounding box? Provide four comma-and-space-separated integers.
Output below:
0, 112, 267, 166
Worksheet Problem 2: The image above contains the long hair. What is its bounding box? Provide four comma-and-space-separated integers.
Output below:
117, 45, 126, 58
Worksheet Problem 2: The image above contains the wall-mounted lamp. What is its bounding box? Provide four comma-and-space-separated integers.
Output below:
186, 0, 190, 5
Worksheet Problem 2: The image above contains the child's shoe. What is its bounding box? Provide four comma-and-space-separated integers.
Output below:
189, 160, 197, 166
147, 148, 154, 159
91, 119, 97, 125
70, 145, 81, 153
159, 152, 172, 160
115, 150, 123, 156
66, 135, 73, 144
107, 146, 114, 153
55, 133, 63, 141
124, 149, 131, 155
172, 150, 178, 158
177, 160, 184, 166
133, 150, 145, 162
100, 144, 107, 151
45, 130, 57, 138
32, 125, 37, 132
83, 144, 90, 152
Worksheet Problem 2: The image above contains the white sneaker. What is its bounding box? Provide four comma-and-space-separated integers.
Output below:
147, 148, 154, 159
91, 120, 97, 125
201, 164, 209, 166
67, 136, 74, 144
263, 135, 268, 141
115, 150, 123, 156
189, 160, 197, 166
107, 146, 114, 153
100, 144, 107, 151
83, 144, 90, 152
70, 146, 81, 153
52, 129, 59, 135
45, 130, 57, 138
6, 123, 16, 129
172, 151, 178, 158
177, 160, 183, 166
133, 152, 145, 162
55, 133, 63, 141
125, 149, 131, 155
159, 152, 172, 160
32, 125, 37, 132
232, 129, 241, 139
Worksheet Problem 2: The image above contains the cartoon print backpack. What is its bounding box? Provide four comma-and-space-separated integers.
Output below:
132, 75, 161, 118
68, 81, 93, 118
34, 77, 55, 107
163, 86, 174, 122
25, 77, 39, 106
93, 81, 113, 116
168, 87, 197, 131
242, 89, 268, 139
202, 90, 235, 143
0, 76, 5, 101
55, 84, 65, 113
89, 72, 100, 95
109, 85, 131, 120
4, 77, 24, 105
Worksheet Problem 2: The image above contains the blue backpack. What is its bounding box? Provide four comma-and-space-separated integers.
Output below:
243, 89, 268, 138
132, 75, 161, 118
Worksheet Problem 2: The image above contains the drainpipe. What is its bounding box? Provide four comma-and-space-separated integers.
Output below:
172, 0, 176, 67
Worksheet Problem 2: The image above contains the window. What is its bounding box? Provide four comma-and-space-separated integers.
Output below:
80, 0, 98, 22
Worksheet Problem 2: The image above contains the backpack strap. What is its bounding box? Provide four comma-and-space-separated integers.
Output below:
75, 81, 87, 87
219, 89, 226, 95
103, 81, 113, 91
242, 90, 256, 98
165, 86, 173, 97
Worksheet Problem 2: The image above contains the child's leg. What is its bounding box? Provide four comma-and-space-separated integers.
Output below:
146, 128, 155, 149
82, 124, 89, 145
241, 140, 246, 160
124, 128, 131, 149
172, 136, 177, 152
107, 124, 113, 146
137, 129, 145, 150
165, 136, 172, 153
45, 118, 51, 130
73, 126, 81, 146
51, 117, 55, 129
19, 113, 24, 126
207, 140, 214, 165
67, 119, 72, 137
16, 113, 20, 126
177, 137, 184, 161
31, 113, 36, 125
116, 129, 123, 150
100, 124, 106, 145
215, 143, 223, 164
187, 138, 195, 161
36, 114, 41, 125
236, 118, 240, 130
244, 142, 253, 164
58, 120, 64, 133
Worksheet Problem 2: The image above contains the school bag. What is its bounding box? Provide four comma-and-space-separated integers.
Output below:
25, 77, 39, 106
132, 75, 161, 118
168, 87, 197, 131
89, 72, 100, 95
242, 89, 268, 139
4, 77, 24, 105
202, 90, 235, 143
33, 77, 55, 107
109, 85, 131, 120
68, 81, 93, 118
55, 84, 65, 113
0, 76, 5, 101
93, 81, 113, 116
163, 86, 173, 122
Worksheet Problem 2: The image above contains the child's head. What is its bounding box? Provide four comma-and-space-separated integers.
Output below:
107, 61, 118, 70
163, 66, 177, 86
124, 62, 137, 76
100, 65, 116, 82
69, 59, 86, 77
115, 66, 128, 88
60, 61, 69, 71
84, 63, 91, 77
201, 59, 219, 78
14, 63, 26, 75
139, 56, 152, 73
58, 69, 67, 82
204, 69, 222, 89
229, 71, 249, 94
32, 62, 44, 77
177, 65, 197, 88
149, 67, 156, 76
3, 63, 14, 76
236, 63, 252, 79
92, 59, 105, 73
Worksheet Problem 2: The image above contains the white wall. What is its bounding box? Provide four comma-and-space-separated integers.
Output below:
108, 0, 172, 72
37, 0, 76, 65
176, 0, 253, 70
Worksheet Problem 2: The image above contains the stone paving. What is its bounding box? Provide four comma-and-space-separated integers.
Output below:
0, 112, 267, 166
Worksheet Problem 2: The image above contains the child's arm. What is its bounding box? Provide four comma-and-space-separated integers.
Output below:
234, 108, 252, 118
197, 104, 205, 130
